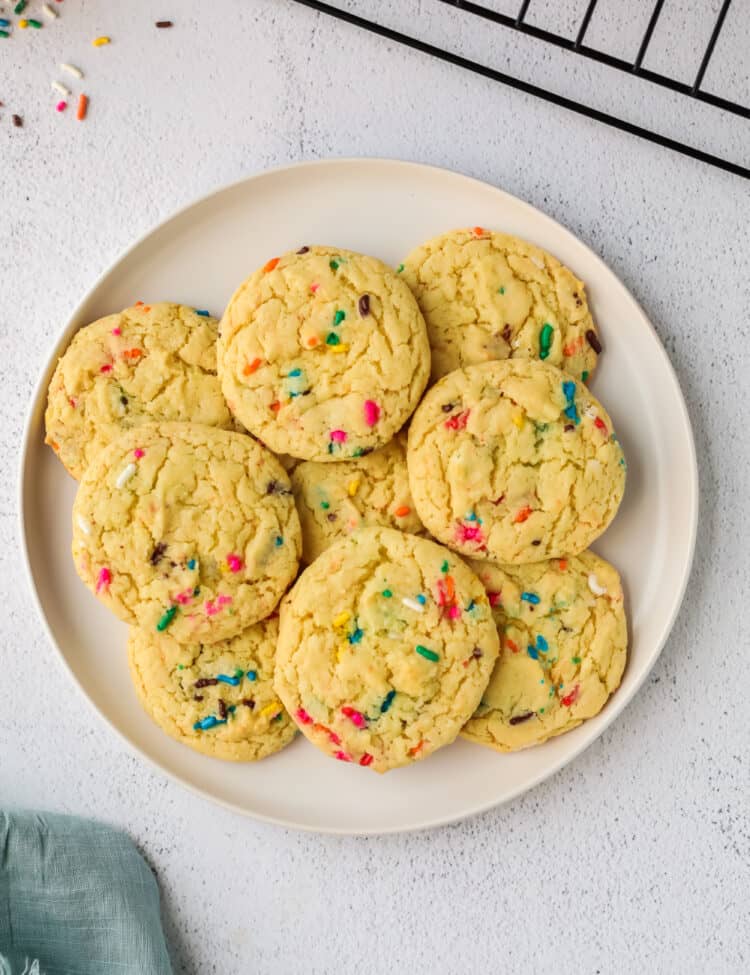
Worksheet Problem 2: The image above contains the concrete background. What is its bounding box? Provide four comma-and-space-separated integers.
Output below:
1, 1, 748, 971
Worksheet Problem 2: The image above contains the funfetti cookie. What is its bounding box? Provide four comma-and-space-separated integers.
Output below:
407, 359, 625, 564
72, 423, 301, 644
217, 246, 431, 461
462, 551, 627, 751
290, 435, 422, 562
128, 616, 296, 761
45, 302, 233, 479
401, 227, 600, 383
274, 527, 499, 773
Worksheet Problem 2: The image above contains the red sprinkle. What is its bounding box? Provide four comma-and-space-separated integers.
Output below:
488, 591, 502, 607
561, 684, 580, 707
444, 409, 470, 431
295, 708, 313, 725
359, 753, 374, 767
558, 558, 568, 571
594, 417, 607, 433
270, 401, 281, 413
341, 706, 367, 728
333, 750, 352, 762
505, 637, 520, 653
100, 364, 112, 373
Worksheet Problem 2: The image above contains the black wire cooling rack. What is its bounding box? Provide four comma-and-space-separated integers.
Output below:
289, 0, 750, 180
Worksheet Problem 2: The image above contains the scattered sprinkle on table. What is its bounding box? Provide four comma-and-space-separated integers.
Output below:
51, 81, 70, 97
76, 93, 88, 120
12, 114, 22, 127
56, 100, 67, 112
61, 63, 84, 79
43, 3, 58, 19
27, 18, 43, 28
155, 20, 173, 28
92, 35, 110, 46
0, 29, 9, 38
14, 0, 27, 13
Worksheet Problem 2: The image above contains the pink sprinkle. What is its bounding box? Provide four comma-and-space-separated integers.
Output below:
217, 594, 232, 607
310, 282, 320, 293
226, 554, 243, 573
100, 364, 112, 373
174, 589, 194, 605
457, 523, 484, 544
444, 409, 470, 431
447, 605, 461, 620
96, 567, 111, 593
204, 600, 218, 616
112, 327, 122, 336
330, 429, 347, 444
363, 400, 380, 427
488, 591, 502, 608
359, 753, 374, 767
295, 708, 313, 725
328, 730, 342, 746
68, 398, 77, 408
341, 706, 367, 728
133, 448, 145, 459
56, 101, 67, 113
333, 750, 352, 762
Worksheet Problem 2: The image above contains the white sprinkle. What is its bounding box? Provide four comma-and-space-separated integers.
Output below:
401, 597, 424, 614
530, 255, 545, 269
588, 573, 607, 597
51, 81, 71, 97
43, 3, 58, 18
60, 63, 84, 79
115, 463, 137, 489
76, 515, 91, 535
584, 405, 598, 419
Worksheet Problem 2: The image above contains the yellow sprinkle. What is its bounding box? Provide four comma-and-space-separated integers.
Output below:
347, 479, 360, 497
336, 643, 349, 663
92, 36, 111, 46
18, 19, 28, 28
327, 343, 349, 354
333, 611, 350, 628
512, 411, 525, 429
260, 700, 282, 718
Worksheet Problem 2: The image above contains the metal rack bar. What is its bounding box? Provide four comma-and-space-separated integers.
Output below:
693, 0, 733, 92
575, 0, 599, 49
634, 0, 666, 70
288, 0, 750, 180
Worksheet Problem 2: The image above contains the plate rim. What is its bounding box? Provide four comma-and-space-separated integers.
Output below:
17, 156, 700, 835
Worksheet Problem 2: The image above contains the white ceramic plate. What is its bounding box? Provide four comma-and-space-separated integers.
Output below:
20, 159, 698, 834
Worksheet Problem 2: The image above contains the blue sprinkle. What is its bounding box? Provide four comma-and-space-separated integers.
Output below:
216, 674, 240, 686
246, 670, 257, 682
195, 309, 210, 317
465, 511, 477, 522
348, 627, 364, 645
527, 644, 539, 660
564, 404, 580, 424
187, 558, 196, 570
520, 592, 540, 604
228, 705, 236, 713
275, 536, 283, 547
562, 381, 576, 400
416, 594, 427, 605
193, 715, 227, 731
287, 368, 302, 377
536, 634, 548, 652
380, 690, 396, 713
0, 17, 10, 26
467, 600, 476, 612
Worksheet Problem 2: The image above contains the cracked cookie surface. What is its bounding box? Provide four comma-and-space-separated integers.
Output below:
274, 527, 499, 773
290, 435, 422, 563
407, 359, 625, 564
45, 302, 233, 479
218, 246, 430, 461
72, 422, 301, 644
462, 551, 627, 751
401, 228, 600, 383
128, 616, 296, 761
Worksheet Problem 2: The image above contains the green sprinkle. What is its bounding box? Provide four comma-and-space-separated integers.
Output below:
333, 309, 346, 326
325, 332, 340, 346
321, 501, 330, 509
193, 587, 200, 596
177, 664, 184, 670
397, 263, 405, 273
441, 560, 449, 573
498, 286, 505, 295
27, 17, 42, 27
0, 30, 9, 37
572, 656, 581, 664
234, 668, 244, 678
539, 323, 553, 359
415, 645, 439, 663
329, 259, 340, 271
581, 370, 589, 382
14, 0, 27, 13
539, 707, 545, 714
156, 605, 177, 631
382, 589, 392, 598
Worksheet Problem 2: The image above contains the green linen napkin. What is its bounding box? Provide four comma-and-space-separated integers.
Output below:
0, 810, 172, 974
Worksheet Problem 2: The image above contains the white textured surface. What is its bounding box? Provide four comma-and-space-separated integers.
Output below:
1, 1, 748, 971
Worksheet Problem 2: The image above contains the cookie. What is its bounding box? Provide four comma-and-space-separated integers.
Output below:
407, 360, 625, 564
45, 302, 233, 479
72, 423, 301, 644
290, 435, 422, 562
128, 616, 296, 761
401, 227, 600, 383
462, 551, 627, 751
274, 527, 499, 773
218, 246, 431, 461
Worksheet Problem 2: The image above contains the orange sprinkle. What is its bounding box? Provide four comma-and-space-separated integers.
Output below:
134, 300, 144, 307
243, 357, 262, 376
513, 505, 532, 524
563, 336, 584, 357
50, 440, 59, 452
122, 348, 143, 360
444, 575, 455, 603
142, 305, 151, 313
393, 505, 411, 517
558, 559, 568, 571
408, 740, 426, 757
263, 257, 280, 273
76, 93, 88, 121
473, 226, 486, 236
270, 401, 281, 413
505, 637, 520, 654
307, 336, 319, 347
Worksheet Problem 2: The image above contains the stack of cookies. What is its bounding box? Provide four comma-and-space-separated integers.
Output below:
45, 229, 627, 774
